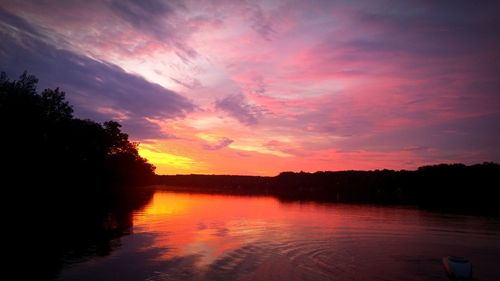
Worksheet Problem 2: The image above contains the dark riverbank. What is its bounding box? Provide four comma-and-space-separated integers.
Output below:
155, 162, 500, 216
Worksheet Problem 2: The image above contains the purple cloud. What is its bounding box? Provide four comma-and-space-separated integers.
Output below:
215, 93, 262, 125
247, 3, 276, 40
0, 8, 194, 139
202, 137, 234, 150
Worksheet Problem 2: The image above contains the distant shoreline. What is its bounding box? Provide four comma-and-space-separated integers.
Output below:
153, 162, 500, 216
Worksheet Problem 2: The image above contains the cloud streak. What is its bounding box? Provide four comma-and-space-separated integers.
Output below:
0, 7, 194, 139
202, 137, 234, 151
215, 94, 262, 125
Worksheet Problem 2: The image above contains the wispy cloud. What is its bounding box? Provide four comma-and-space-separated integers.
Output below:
0, 8, 194, 139
202, 137, 234, 150
215, 93, 262, 125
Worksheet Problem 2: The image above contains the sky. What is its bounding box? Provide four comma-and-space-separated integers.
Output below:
1, 0, 500, 175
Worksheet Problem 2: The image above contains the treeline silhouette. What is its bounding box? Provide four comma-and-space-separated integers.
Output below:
1, 71, 155, 280
156, 162, 500, 216
1, 71, 155, 188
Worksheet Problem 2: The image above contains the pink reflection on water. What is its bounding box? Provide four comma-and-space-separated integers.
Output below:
55, 190, 500, 281
133, 192, 298, 267
132, 191, 424, 273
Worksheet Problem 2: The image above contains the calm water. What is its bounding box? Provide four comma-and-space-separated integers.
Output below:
57, 191, 500, 281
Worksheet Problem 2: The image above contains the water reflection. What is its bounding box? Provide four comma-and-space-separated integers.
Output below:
56, 191, 500, 281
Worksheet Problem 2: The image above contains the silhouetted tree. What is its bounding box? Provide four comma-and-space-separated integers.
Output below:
1, 71, 156, 280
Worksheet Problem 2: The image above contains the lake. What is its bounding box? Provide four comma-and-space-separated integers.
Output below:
56, 190, 500, 281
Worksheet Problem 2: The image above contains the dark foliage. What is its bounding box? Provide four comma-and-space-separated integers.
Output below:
156, 163, 500, 216
0, 71, 155, 189
0, 71, 156, 280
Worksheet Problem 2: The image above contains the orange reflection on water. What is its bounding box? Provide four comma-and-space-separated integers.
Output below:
133, 192, 287, 267
131, 191, 426, 274
60, 191, 500, 281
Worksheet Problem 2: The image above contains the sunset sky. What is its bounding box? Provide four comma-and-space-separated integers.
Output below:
1, 0, 500, 175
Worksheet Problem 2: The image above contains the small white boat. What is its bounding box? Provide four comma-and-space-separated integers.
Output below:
442, 256, 472, 280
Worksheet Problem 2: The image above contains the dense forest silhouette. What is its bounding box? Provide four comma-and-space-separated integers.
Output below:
1, 71, 156, 280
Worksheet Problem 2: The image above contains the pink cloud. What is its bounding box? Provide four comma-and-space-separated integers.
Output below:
2, 0, 500, 174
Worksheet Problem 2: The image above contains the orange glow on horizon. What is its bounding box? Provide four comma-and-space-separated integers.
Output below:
137, 138, 437, 176
138, 144, 201, 175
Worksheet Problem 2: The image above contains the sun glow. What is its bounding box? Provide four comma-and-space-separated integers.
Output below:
138, 145, 196, 173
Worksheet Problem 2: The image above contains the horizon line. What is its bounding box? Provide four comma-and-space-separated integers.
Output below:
154, 161, 499, 177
